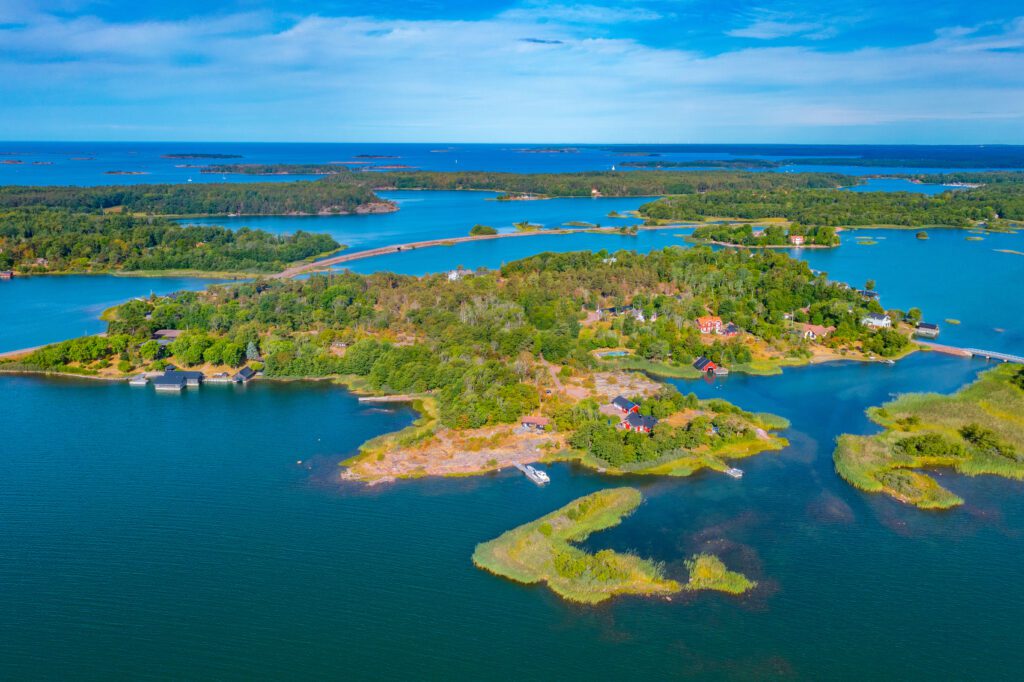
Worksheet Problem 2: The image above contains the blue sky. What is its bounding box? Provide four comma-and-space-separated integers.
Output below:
1, 0, 1023, 142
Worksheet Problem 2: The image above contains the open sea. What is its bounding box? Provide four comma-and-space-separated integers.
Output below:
2, 143, 1023, 679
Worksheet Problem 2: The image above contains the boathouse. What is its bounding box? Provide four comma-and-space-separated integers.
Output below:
612, 396, 639, 414
696, 315, 724, 335
618, 412, 658, 434
788, 234, 806, 246
693, 356, 718, 373
161, 370, 204, 387
0, 270, 13, 280
152, 374, 186, 392
915, 322, 940, 338
233, 366, 256, 384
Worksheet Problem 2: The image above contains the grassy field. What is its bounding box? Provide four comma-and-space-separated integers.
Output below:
472, 488, 680, 604
684, 554, 757, 594
833, 364, 1024, 509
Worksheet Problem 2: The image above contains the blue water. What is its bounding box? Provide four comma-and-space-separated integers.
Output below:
844, 177, 961, 194
182, 191, 648, 251
0, 275, 219, 352
2, 352, 1023, 679
2, 142, 1018, 185
798, 229, 1024, 354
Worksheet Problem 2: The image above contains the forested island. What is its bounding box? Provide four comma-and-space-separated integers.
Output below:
0, 209, 340, 275
834, 365, 1024, 509
472, 487, 756, 604
689, 223, 839, 248
0, 181, 389, 216
640, 182, 1024, 228
201, 168, 854, 196
6, 247, 920, 480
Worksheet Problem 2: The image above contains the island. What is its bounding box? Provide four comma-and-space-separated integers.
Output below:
161, 153, 243, 159
472, 488, 679, 604
688, 223, 839, 248
640, 177, 1024, 231
834, 364, 1024, 509
472, 487, 756, 604
0, 209, 342, 276
5, 248, 920, 482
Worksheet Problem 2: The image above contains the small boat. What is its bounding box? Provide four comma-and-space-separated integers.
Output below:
725, 467, 744, 479
128, 374, 148, 387
514, 462, 550, 485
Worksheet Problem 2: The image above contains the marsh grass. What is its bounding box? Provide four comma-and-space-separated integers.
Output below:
472, 488, 680, 604
834, 365, 1024, 509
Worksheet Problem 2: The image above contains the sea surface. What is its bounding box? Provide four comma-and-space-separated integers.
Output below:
2, 354, 1022, 679
182, 191, 649, 250
1, 141, 1018, 185
0, 275, 219, 352
3, 144, 1024, 679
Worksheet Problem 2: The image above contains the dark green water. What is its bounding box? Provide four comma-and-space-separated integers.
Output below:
3, 352, 1022, 679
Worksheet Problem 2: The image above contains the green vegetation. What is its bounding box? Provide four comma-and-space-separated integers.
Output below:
0, 180, 383, 216
834, 365, 1024, 509
472, 488, 679, 604
0, 209, 339, 274
684, 554, 756, 594
690, 223, 838, 247
916, 231, 929, 239
640, 184, 1024, 228
560, 387, 788, 475
202, 168, 853, 196
468, 224, 497, 236
18, 247, 912, 427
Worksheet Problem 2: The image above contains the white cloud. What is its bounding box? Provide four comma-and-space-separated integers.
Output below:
727, 19, 824, 40
0, 8, 1022, 142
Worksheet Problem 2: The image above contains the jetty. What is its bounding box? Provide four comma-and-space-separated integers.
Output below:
725, 467, 744, 479
513, 462, 550, 485
357, 394, 417, 403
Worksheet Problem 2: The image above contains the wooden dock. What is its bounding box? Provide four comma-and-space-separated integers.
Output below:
919, 341, 1023, 364
357, 395, 417, 403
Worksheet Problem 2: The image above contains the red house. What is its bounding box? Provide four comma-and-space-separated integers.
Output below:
788, 234, 806, 246
696, 315, 723, 335
612, 396, 639, 414
693, 356, 718, 373
618, 412, 658, 434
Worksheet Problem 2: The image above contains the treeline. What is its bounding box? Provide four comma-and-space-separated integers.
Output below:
690, 223, 838, 247
203, 164, 352, 176
193, 168, 854, 196
0, 209, 339, 273
898, 171, 1024, 186
640, 185, 1024, 226
43, 247, 910, 426
342, 170, 855, 197
0, 181, 383, 216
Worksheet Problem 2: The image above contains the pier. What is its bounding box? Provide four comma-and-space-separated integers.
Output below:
357, 395, 417, 403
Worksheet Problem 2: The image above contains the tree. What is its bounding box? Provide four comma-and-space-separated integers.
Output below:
469, 224, 497, 236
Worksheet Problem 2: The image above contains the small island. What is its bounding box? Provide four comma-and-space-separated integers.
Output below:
684, 553, 757, 594
472, 488, 757, 603
834, 364, 1024, 509
688, 223, 839, 248
472, 488, 680, 604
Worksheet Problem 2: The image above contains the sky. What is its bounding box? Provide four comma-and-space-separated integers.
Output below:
1, 0, 1023, 143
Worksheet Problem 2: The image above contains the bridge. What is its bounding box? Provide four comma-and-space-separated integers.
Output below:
963, 349, 1024, 364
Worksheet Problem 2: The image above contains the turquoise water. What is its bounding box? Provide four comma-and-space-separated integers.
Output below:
182, 191, 648, 251
0, 275, 218, 352
3, 354, 1023, 679
797, 229, 1024, 354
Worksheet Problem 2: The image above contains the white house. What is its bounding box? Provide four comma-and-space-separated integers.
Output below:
861, 313, 892, 329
